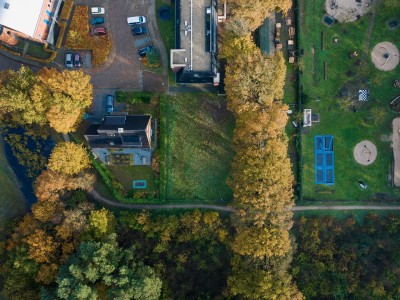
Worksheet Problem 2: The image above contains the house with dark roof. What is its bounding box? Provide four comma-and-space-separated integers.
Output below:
84, 115, 152, 165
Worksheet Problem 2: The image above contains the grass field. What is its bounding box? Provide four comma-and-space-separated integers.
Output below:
299, 0, 400, 202
0, 139, 26, 229
165, 93, 234, 203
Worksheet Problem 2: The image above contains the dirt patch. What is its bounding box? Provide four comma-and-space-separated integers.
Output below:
371, 42, 399, 71
353, 140, 377, 165
325, 0, 373, 23
143, 72, 167, 92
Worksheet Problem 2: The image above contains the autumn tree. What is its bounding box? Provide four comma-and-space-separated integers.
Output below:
0, 66, 93, 133
47, 142, 91, 175
228, 0, 292, 32
221, 2, 300, 297
0, 66, 48, 126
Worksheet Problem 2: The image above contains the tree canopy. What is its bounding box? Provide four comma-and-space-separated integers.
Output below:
53, 234, 162, 300
0, 66, 92, 133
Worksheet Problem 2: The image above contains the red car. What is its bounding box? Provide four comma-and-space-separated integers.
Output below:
90, 27, 107, 36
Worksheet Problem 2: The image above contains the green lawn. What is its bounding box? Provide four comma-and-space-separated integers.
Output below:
299, 0, 400, 202
107, 165, 157, 192
165, 93, 234, 203
0, 139, 26, 229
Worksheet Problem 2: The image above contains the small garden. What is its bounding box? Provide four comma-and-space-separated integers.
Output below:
65, 5, 111, 66
299, 0, 400, 202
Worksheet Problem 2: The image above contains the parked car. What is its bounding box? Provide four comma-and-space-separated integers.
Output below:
91, 7, 105, 14
73, 53, 82, 67
65, 53, 73, 68
358, 180, 367, 189
138, 46, 154, 57
131, 25, 147, 36
91, 17, 104, 25
90, 27, 107, 36
127, 16, 147, 25
106, 95, 114, 114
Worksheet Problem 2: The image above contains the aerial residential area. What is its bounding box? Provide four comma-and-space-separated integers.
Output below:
0, 0, 399, 299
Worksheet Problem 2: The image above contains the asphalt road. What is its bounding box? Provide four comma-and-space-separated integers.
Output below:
0, 53, 39, 72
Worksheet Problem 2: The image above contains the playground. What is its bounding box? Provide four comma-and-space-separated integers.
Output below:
299, 0, 400, 202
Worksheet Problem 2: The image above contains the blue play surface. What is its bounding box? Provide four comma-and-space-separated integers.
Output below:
314, 135, 334, 185
133, 180, 147, 189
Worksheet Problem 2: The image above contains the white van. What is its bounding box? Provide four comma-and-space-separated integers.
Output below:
127, 16, 147, 25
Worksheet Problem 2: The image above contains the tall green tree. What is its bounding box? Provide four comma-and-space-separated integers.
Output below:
51, 234, 162, 300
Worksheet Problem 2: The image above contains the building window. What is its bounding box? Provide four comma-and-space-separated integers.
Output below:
43, 19, 50, 26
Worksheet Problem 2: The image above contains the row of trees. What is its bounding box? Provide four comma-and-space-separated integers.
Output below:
0, 66, 92, 133
222, 2, 301, 298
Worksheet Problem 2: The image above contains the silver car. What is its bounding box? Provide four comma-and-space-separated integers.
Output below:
65, 53, 73, 68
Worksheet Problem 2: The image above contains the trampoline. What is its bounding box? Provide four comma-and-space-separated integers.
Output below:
133, 180, 147, 189
314, 135, 335, 185
158, 6, 172, 21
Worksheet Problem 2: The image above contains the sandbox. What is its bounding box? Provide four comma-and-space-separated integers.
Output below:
353, 140, 377, 165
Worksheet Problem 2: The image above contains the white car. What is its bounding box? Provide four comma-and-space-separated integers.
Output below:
127, 16, 147, 25
91, 7, 105, 15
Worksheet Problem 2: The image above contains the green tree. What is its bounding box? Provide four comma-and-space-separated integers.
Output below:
88, 208, 116, 239
51, 234, 162, 300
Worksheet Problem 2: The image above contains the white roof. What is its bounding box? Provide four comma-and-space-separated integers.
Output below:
0, 0, 44, 37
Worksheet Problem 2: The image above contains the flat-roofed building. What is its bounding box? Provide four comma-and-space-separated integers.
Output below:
170, 0, 220, 85
0, 0, 62, 45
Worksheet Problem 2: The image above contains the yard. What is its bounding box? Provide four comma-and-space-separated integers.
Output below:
163, 93, 234, 203
299, 0, 400, 202
107, 165, 157, 193
65, 5, 111, 66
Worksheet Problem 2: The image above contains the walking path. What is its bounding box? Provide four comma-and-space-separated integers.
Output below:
89, 189, 400, 212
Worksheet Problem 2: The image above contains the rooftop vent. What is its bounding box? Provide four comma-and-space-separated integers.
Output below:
118, 128, 124, 133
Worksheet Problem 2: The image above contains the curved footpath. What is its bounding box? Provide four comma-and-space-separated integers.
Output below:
89, 190, 400, 212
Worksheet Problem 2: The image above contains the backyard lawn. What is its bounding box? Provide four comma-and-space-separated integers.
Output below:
107, 165, 157, 192
299, 0, 400, 202
164, 93, 234, 203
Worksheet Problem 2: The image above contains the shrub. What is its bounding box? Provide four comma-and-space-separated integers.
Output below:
143, 49, 160, 67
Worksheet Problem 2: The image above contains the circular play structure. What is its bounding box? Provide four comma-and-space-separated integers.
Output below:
353, 140, 377, 166
158, 6, 172, 21
371, 42, 399, 71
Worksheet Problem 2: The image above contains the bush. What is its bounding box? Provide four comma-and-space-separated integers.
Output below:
143, 48, 160, 67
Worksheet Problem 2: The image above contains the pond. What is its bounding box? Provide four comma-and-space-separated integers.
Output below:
3, 128, 55, 206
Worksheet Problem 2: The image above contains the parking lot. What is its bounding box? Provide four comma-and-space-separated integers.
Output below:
73, 0, 153, 89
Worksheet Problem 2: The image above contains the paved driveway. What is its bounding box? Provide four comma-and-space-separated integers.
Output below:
77, 0, 145, 89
